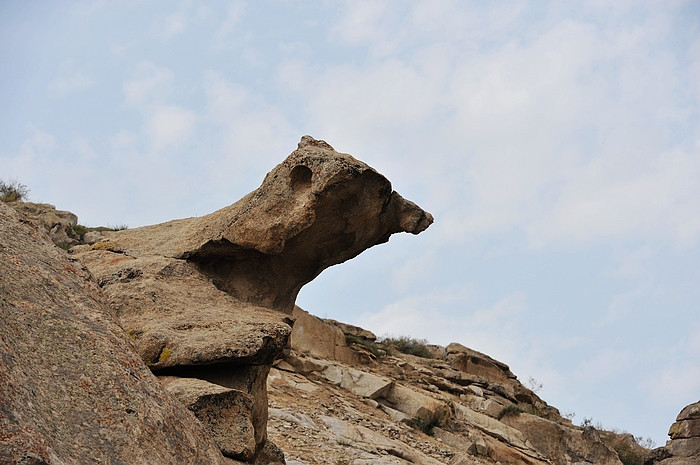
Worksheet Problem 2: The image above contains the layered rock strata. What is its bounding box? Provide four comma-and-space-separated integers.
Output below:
69, 136, 433, 462
270, 311, 626, 465
650, 401, 700, 465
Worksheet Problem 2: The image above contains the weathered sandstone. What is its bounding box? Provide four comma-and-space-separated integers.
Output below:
8, 201, 81, 248
652, 400, 700, 465
0, 202, 227, 464
290, 306, 358, 364
159, 376, 257, 460
67, 136, 433, 462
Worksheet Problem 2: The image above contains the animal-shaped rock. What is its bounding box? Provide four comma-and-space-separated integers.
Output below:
72, 136, 433, 462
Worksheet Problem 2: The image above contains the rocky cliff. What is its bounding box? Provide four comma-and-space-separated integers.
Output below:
0, 136, 696, 465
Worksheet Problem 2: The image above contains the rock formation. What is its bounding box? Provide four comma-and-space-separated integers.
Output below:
274, 308, 630, 465
66, 136, 432, 463
0, 202, 227, 464
7, 201, 82, 248
2, 135, 678, 465
643, 401, 700, 465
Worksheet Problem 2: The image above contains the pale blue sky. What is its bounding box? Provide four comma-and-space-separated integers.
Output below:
2, 1, 699, 446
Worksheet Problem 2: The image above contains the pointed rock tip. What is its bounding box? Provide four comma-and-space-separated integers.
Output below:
298, 135, 335, 151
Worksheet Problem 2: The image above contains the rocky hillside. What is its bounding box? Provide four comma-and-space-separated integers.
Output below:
1, 136, 697, 465
267, 307, 646, 465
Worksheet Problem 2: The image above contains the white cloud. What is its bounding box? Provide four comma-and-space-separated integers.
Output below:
48, 60, 93, 97
123, 61, 174, 106
574, 348, 632, 386
354, 290, 526, 363
146, 105, 197, 152
390, 252, 436, 292
108, 130, 137, 149
528, 148, 700, 246
290, 1, 700, 251
212, 1, 246, 49
331, 1, 397, 55
645, 362, 700, 408
152, 11, 187, 41
17, 126, 57, 167
201, 70, 295, 176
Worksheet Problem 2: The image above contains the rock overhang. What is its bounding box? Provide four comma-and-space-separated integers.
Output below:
73, 136, 433, 370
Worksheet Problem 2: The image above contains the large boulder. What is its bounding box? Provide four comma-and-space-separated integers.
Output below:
159, 376, 257, 461
655, 401, 700, 465
0, 202, 227, 464
9, 201, 81, 248
501, 413, 623, 465
77, 135, 433, 314
290, 306, 358, 364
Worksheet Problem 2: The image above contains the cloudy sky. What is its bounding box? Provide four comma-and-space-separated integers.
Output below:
2, 0, 699, 446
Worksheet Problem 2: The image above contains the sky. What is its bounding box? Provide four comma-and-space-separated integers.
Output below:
2, 0, 699, 447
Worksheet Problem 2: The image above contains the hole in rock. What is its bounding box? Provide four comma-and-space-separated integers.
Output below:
289, 165, 312, 192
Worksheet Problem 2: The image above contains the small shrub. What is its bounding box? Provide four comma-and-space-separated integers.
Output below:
73, 224, 88, 239
581, 417, 594, 429
89, 241, 115, 251
613, 442, 643, 465
635, 436, 655, 449
526, 376, 543, 394
0, 180, 29, 202
379, 335, 432, 358
345, 334, 386, 358
498, 404, 524, 420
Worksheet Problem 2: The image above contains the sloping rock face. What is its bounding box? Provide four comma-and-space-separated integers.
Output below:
274, 311, 627, 465
69, 136, 433, 463
0, 202, 228, 464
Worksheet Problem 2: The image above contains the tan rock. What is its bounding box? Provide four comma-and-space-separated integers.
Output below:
0, 203, 227, 464
9, 201, 81, 248
79, 136, 433, 314
669, 401, 700, 439
502, 413, 622, 465
446, 342, 516, 384
320, 416, 445, 465
290, 306, 357, 364
70, 136, 432, 461
159, 376, 257, 461
335, 366, 394, 400
71, 252, 292, 371
323, 318, 377, 342
660, 401, 700, 464
383, 383, 449, 422
452, 402, 532, 451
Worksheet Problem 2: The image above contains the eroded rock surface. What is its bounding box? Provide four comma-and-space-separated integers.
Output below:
651, 401, 700, 465
68, 136, 433, 463
8, 201, 81, 248
274, 309, 632, 465
0, 202, 227, 464
77, 135, 433, 313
